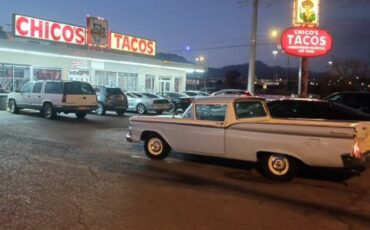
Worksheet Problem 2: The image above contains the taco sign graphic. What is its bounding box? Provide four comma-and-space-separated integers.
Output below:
293, 0, 320, 27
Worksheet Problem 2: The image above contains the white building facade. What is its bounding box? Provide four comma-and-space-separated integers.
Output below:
0, 14, 200, 92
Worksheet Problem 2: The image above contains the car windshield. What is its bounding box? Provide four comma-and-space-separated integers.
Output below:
167, 92, 187, 98
142, 93, 160, 98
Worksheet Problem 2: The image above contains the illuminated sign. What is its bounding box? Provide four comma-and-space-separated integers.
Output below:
13, 14, 157, 56
293, 0, 320, 27
281, 27, 332, 57
110, 32, 156, 56
86, 16, 108, 48
14, 14, 86, 45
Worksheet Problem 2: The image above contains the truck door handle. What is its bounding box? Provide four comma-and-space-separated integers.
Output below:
83, 97, 86, 99
38, 96, 41, 98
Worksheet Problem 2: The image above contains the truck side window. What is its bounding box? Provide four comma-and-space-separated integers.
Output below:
20, 82, 34, 93
234, 101, 266, 119
182, 105, 194, 119
32, 82, 43, 93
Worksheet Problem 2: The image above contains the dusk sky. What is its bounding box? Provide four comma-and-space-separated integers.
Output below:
1, 0, 369, 71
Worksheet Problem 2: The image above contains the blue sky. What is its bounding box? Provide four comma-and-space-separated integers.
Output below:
1, 0, 369, 71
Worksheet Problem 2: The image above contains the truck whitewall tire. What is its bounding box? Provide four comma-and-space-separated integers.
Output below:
259, 153, 298, 182
144, 134, 170, 159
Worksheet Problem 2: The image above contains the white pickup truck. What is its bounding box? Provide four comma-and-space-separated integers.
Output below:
126, 96, 370, 181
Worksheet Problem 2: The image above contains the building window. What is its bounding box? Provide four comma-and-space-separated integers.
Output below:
0, 63, 30, 92
33, 68, 61, 80
106, 72, 117, 87
159, 76, 171, 92
69, 69, 89, 82
118, 72, 138, 92
145, 74, 155, 92
175, 78, 182, 92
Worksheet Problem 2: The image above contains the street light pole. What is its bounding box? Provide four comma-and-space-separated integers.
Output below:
247, 0, 259, 94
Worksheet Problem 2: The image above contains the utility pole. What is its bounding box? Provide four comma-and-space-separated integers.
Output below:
247, 0, 258, 94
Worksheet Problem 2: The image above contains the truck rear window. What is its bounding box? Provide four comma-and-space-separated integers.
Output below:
234, 101, 266, 119
64, 82, 95, 95
45, 82, 63, 94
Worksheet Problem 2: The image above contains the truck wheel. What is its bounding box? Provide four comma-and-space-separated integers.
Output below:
137, 103, 147, 114
96, 102, 105, 115
42, 103, 56, 119
8, 99, 19, 114
259, 153, 298, 182
144, 134, 170, 159
76, 112, 87, 119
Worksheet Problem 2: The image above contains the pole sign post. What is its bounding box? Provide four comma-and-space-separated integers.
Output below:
281, 27, 332, 57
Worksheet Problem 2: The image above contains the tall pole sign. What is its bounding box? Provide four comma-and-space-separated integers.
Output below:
281, 0, 328, 97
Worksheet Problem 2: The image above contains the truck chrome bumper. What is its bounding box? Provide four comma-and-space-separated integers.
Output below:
126, 132, 132, 143
341, 152, 370, 168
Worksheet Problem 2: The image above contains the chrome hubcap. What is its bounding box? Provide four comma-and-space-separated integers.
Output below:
148, 138, 163, 155
97, 104, 104, 114
8, 101, 14, 112
44, 106, 52, 117
268, 154, 289, 175
138, 105, 145, 114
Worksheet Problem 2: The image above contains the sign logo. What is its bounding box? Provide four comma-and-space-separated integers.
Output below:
281, 27, 332, 57
14, 14, 86, 45
293, 0, 320, 27
86, 17, 108, 48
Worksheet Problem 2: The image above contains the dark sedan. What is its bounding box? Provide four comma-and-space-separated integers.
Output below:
267, 98, 370, 121
157, 92, 193, 112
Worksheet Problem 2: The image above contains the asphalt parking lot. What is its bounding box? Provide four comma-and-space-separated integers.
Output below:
1, 110, 370, 230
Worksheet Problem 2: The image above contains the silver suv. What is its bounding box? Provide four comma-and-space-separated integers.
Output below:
7, 80, 98, 119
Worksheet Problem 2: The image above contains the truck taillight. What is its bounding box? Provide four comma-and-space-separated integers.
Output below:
353, 141, 361, 159
62, 94, 66, 103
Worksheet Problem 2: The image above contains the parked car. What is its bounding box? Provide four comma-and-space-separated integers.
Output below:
7, 80, 97, 119
200, 87, 218, 94
126, 96, 370, 181
0, 88, 10, 93
157, 92, 193, 112
126, 92, 170, 114
93, 86, 128, 116
182, 90, 210, 98
267, 98, 370, 121
325, 91, 370, 114
211, 89, 251, 96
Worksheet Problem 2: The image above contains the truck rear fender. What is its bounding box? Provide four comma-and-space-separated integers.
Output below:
256, 150, 306, 165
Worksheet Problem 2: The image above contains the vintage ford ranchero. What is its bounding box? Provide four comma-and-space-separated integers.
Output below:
126, 96, 370, 181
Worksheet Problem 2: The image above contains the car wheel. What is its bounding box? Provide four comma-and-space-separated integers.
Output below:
136, 103, 147, 114
259, 153, 298, 182
168, 102, 177, 113
42, 103, 56, 119
155, 110, 163, 115
7, 99, 19, 114
144, 134, 170, 159
96, 102, 105, 115
116, 110, 125, 116
76, 112, 87, 119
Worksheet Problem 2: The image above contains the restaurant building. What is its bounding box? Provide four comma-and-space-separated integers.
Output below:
0, 14, 201, 92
